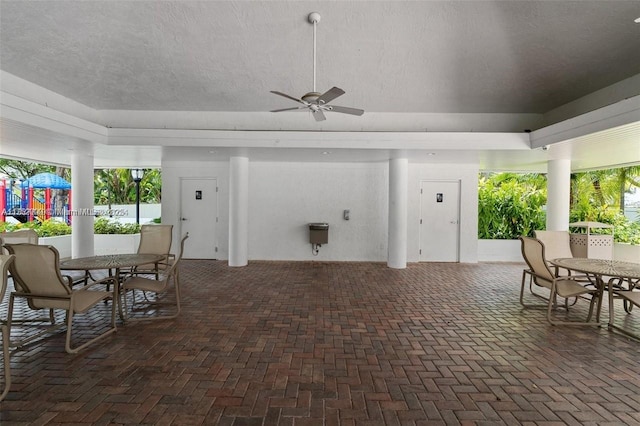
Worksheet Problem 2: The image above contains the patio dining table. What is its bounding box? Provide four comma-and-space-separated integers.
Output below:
550, 257, 640, 335
60, 253, 164, 321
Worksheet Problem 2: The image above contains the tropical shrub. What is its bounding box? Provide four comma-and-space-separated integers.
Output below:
478, 173, 547, 239
37, 219, 73, 237
93, 217, 140, 234
0, 219, 71, 236
478, 169, 640, 244
570, 207, 640, 245
0, 218, 140, 236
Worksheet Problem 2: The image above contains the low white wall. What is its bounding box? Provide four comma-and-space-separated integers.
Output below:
39, 234, 141, 259
40, 235, 72, 259
477, 239, 523, 262
478, 239, 639, 263
94, 234, 140, 255
614, 243, 640, 263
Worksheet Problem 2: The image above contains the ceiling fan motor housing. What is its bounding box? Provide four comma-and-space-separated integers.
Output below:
308, 12, 321, 24
302, 92, 322, 103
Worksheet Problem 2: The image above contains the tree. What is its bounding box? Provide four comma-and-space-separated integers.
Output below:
0, 158, 58, 179
571, 166, 640, 214
94, 168, 161, 205
614, 166, 640, 213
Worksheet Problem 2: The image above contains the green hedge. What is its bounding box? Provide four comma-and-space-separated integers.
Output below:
0, 218, 140, 236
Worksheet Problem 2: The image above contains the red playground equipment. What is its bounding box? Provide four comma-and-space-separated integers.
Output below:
1, 173, 72, 223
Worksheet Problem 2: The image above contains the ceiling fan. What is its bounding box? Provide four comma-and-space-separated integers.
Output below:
270, 12, 364, 122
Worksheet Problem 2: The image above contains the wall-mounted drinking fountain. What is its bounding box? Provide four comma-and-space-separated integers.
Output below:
308, 222, 329, 255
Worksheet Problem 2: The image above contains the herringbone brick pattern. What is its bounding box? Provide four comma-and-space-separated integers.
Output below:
2, 260, 640, 425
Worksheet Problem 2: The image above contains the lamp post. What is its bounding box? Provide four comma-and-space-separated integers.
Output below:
131, 169, 144, 224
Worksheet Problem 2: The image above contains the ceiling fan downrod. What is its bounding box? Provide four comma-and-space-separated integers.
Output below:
309, 12, 321, 94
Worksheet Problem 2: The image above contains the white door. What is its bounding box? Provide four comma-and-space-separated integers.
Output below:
180, 178, 217, 259
419, 180, 460, 262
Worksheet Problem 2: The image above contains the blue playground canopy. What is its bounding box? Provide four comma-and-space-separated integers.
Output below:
20, 173, 71, 190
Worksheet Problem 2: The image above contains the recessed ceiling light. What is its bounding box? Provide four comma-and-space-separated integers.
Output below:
209, 150, 215, 154
635, 17, 640, 23
322, 151, 331, 155
427, 152, 436, 156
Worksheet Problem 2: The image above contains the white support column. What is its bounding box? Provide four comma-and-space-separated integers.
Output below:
388, 158, 408, 269
546, 158, 571, 231
229, 156, 249, 267
71, 149, 94, 258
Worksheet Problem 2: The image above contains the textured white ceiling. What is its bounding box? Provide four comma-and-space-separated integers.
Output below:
2, 1, 639, 114
0, 1, 639, 170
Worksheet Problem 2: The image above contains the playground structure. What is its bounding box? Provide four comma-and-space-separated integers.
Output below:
0, 173, 72, 223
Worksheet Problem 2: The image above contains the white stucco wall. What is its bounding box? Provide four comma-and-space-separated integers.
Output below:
249, 162, 389, 261
162, 159, 479, 263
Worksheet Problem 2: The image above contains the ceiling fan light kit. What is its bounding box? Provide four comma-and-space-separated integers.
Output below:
270, 12, 364, 121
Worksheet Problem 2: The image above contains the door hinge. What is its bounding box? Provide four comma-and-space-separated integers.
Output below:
419, 249, 422, 255
216, 187, 219, 192
216, 217, 219, 223
215, 246, 218, 252
420, 188, 423, 194
420, 219, 422, 224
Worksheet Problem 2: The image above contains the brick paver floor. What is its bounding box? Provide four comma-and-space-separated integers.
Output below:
2, 260, 640, 425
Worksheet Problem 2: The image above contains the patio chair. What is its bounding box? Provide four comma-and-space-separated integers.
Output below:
608, 277, 640, 339
0, 254, 15, 402
533, 230, 594, 302
5, 243, 117, 353
533, 230, 581, 276
519, 236, 601, 326
131, 224, 173, 278
121, 233, 188, 321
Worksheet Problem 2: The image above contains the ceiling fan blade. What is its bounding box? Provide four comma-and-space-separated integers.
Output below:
329, 105, 365, 116
270, 91, 306, 105
312, 110, 326, 121
317, 87, 345, 104
270, 106, 306, 113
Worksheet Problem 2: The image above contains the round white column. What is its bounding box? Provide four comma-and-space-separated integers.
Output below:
388, 158, 408, 269
546, 159, 571, 231
71, 149, 94, 258
229, 156, 249, 267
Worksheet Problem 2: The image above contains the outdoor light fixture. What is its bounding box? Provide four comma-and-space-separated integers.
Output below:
131, 168, 144, 224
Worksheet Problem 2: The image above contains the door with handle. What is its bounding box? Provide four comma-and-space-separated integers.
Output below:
419, 180, 460, 262
179, 178, 217, 259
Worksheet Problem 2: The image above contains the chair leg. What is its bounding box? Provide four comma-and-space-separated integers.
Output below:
547, 289, 601, 326
174, 276, 181, 317
64, 301, 117, 354
0, 324, 11, 402
6, 294, 64, 348
609, 283, 615, 327
125, 277, 181, 321
520, 270, 550, 309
